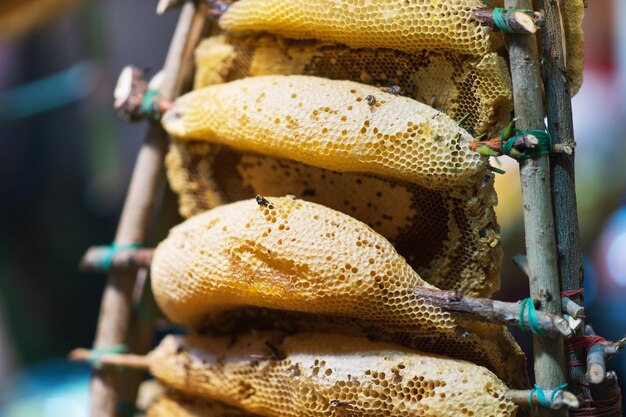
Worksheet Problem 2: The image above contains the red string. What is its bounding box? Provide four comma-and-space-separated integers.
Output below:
565, 336, 608, 355
562, 289, 585, 298
565, 335, 622, 416
560, 289, 621, 416
570, 388, 622, 417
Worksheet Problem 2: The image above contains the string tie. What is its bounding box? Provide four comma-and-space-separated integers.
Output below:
528, 383, 569, 408
100, 242, 142, 271
500, 128, 553, 160
492, 8, 535, 33
140, 89, 161, 120
561, 289, 584, 298
87, 344, 127, 368
519, 297, 544, 336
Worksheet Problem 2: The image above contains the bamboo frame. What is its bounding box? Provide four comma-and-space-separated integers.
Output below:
80, 1, 623, 416
504, 0, 569, 416
88, 2, 211, 417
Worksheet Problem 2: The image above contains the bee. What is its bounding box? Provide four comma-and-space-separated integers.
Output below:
256, 194, 272, 207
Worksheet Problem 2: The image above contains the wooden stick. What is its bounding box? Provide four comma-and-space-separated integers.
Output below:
89, 3, 207, 417
504, 1, 568, 416
587, 343, 607, 385
507, 389, 580, 410
70, 348, 150, 371
113, 66, 173, 122
561, 297, 584, 319
474, 8, 540, 34
413, 287, 572, 338
80, 246, 154, 272
586, 339, 624, 385
536, 0, 601, 405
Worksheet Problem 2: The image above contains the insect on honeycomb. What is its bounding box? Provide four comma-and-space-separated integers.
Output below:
193, 34, 513, 136
147, 332, 518, 417
162, 75, 487, 191
219, 0, 503, 57
147, 391, 257, 417
165, 143, 501, 297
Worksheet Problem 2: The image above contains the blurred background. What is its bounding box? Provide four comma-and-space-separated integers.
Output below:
0, 1, 624, 416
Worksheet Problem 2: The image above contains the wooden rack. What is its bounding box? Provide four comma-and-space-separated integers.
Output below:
81, 1, 622, 416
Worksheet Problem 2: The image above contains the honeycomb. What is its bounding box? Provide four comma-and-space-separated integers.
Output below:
148, 332, 518, 417
202, 307, 529, 391
193, 34, 513, 136
218, 0, 503, 57
152, 196, 475, 328
165, 144, 501, 296
150, 196, 527, 390
162, 75, 488, 191
561, 0, 585, 95
147, 391, 257, 417
152, 196, 434, 327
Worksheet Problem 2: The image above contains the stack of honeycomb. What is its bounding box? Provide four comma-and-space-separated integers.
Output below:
144, 0, 584, 415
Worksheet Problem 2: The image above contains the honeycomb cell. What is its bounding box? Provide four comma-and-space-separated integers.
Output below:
147, 332, 518, 417
218, 0, 501, 57
162, 75, 488, 191
194, 34, 512, 135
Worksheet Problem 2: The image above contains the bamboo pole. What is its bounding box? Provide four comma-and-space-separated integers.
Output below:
89, 3, 209, 417
536, 0, 594, 405
539, 0, 589, 390
504, 0, 568, 416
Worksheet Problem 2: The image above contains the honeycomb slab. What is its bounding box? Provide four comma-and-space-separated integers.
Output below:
149, 332, 518, 417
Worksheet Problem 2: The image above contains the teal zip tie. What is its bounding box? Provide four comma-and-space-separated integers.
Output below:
88, 344, 127, 368
492, 8, 516, 33
492, 8, 536, 34
141, 89, 161, 120
100, 243, 142, 271
551, 384, 569, 404
528, 383, 568, 408
519, 297, 544, 336
500, 128, 553, 160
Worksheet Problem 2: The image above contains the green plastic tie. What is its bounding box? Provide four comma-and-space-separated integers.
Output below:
88, 344, 127, 368
492, 8, 515, 33
492, 8, 536, 34
141, 89, 161, 120
528, 383, 568, 408
100, 243, 142, 271
499, 128, 553, 160
519, 297, 544, 336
